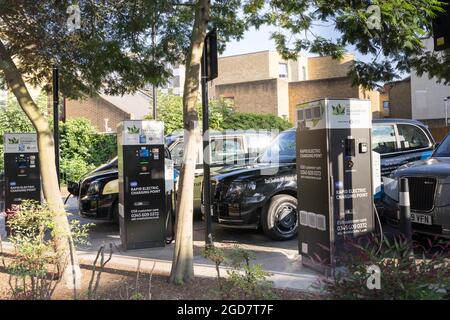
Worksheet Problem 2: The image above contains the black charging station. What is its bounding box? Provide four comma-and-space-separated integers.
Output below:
296, 99, 374, 274
117, 120, 167, 250
3, 133, 41, 211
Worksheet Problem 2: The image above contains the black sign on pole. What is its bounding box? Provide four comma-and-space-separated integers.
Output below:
433, 0, 450, 51
202, 28, 218, 247
204, 29, 218, 82
52, 67, 60, 186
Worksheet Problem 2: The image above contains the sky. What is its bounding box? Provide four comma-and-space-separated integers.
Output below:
222, 26, 279, 57
222, 24, 376, 65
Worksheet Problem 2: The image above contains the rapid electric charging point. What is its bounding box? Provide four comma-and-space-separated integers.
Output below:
296, 99, 374, 274
3, 133, 41, 211
117, 120, 166, 250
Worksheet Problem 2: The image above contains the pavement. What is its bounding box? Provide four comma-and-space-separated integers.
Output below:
59, 196, 322, 292
2, 196, 445, 293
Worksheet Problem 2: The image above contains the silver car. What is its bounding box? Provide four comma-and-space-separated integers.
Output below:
383, 133, 450, 239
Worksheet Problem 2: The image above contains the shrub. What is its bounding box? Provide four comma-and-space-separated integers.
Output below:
145, 92, 293, 134
202, 245, 278, 300
2, 200, 92, 300
221, 112, 293, 131
59, 118, 96, 161
89, 133, 117, 166
60, 156, 96, 184
319, 235, 450, 300
59, 118, 117, 183
145, 93, 185, 135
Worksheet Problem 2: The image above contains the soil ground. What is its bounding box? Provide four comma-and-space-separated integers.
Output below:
0, 266, 316, 300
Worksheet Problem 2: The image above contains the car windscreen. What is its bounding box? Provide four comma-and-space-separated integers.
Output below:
434, 134, 450, 157
257, 130, 296, 163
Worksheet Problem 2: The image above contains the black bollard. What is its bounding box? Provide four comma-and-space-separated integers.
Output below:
399, 177, 414, 256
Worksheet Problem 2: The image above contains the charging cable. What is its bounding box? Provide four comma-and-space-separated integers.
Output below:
374, 204, 384, 255
165, 190, 175, 244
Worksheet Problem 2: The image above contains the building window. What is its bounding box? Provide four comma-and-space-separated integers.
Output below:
302, 66, 306, 80
279, 63, 288, 78
383, 101, 389, 109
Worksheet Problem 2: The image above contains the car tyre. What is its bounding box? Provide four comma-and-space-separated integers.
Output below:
261, 194, 298, 240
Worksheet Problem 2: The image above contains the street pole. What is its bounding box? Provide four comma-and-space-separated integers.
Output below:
152, 21, 157, 120
399, 177, 414, 258
445, 97, 449, 129
201, 49, 213, 247
52, 66, 60, 187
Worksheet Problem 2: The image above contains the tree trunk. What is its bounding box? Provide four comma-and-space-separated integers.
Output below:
0, 41, 81, 290
169, 0, 210, 284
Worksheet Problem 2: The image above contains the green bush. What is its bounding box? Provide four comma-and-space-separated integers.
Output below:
3, 200, 92, 299
221, 112, 292, 131
59, 118, 117, 183
60, 156, 96, 183
89, 133, 117, 166
202, 245, 278, 300
145, 93, 185, 135
146, 92, 293, 133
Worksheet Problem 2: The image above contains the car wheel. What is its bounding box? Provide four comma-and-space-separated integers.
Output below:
261, 194, 298, 240
112, 201, 119, 225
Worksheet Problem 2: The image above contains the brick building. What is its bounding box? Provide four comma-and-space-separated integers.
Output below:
207, 51, 383, 122
382, 77, 412, 119
59, 50, 386, 129
65, 91, 153, 132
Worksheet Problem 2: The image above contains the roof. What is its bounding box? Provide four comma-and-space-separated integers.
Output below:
100, 90, 152, 120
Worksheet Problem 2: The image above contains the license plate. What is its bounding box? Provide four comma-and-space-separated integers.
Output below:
410, 213, 432, 225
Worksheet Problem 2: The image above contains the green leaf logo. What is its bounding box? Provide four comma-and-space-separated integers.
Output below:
127, 125, 140, 134
332, 104, 346, 115
8, 137, 19, 144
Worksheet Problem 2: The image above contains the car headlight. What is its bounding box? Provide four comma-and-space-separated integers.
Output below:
226, 182, 243, 197
87, 181, 101, 195
226, 181, 256, 198
102, 179, 118, 195
436, 183, 450, 207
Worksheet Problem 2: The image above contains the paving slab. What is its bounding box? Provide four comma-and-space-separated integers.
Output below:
0, 197, 323, 292
68, 197, 323, 292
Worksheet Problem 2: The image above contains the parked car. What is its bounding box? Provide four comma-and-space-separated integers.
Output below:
67, 148, 173, 222
168, 130, 275, 211
206, 119, 435, 240
68, 130, 275, 221
383, 132, 450, 239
